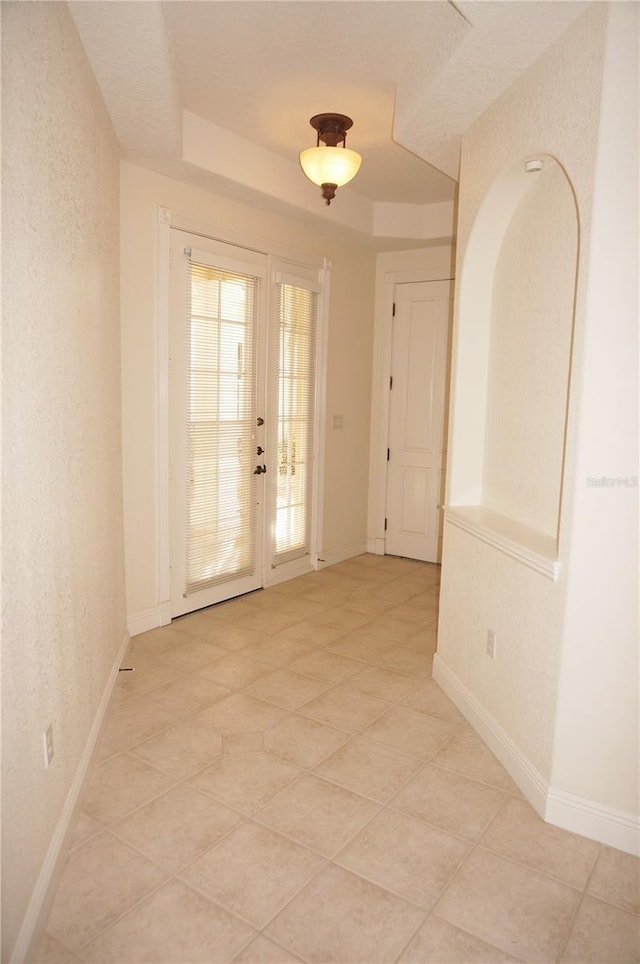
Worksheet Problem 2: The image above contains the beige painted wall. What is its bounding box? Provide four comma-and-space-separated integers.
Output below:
440, 8, 600, 781
549, 1, 638, 828
438, 3, 638, 849
439, 5, 607, 783
120, 163, 376, 625
1, 3, 127, 958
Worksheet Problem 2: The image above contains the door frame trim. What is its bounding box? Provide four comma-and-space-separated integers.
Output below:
157, 207, 172, 626
156, 206, 329, 625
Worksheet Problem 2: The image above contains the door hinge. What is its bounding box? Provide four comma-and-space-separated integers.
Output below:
387, 448, 390, 461
384, 518, 388, 531
392, 302, 396, 317
389, 375, 393, 390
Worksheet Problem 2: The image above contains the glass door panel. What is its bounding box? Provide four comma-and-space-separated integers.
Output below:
273, 282, 317, 563
170, 233, 266, 616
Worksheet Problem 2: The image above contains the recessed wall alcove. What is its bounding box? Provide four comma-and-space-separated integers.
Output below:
446, 155, 579, 579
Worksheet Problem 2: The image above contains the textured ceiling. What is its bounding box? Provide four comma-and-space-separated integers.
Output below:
69, 0, 589, 236
162, 0, 458, 204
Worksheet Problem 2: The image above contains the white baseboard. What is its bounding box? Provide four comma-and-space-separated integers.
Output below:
314, 540, 369, 569
366, 537, 386, 555
128, 605, 168, 637
433, 654, 640, 855
12, 631, 130, 964
545, 788, 640, 856
432, 654, 548, 815
264, 556, 313, 586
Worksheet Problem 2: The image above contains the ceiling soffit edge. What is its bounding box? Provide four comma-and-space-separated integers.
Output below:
181, 111, 456, 244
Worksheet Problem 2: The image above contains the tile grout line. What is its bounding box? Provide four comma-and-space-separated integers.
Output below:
421, 790, 521, 953
424, 790, 595, 963
554, 842, 605, 962
175, 845, 329, 957
41, 563, 474, 963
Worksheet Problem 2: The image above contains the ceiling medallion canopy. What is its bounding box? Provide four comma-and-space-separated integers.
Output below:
299, 112, 362, 205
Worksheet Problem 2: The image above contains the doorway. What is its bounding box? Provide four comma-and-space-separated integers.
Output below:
168, 229, 324, 617
385, 279, 452, 562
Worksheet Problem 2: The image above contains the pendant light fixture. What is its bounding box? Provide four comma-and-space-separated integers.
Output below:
299, 113, 362, 205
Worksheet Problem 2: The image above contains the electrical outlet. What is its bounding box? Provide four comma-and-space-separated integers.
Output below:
486, 630, 497, 659
43, 724, 54, 768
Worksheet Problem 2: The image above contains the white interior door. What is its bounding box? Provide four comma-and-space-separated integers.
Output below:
169, 231, 268, 616
385, 279, 451, 562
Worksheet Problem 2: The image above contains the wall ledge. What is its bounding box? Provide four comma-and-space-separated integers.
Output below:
445, 505, 561, 581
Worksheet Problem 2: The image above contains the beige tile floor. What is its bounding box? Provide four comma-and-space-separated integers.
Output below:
36, 555, 639, 963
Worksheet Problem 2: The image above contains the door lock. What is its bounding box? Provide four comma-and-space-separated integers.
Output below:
253, 464, 267, 475
257, 446, 264, 455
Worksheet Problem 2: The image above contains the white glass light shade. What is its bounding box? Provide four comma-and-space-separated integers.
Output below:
299, 146, 362, 188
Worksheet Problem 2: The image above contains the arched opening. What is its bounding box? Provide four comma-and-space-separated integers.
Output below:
448, 154, 579, 549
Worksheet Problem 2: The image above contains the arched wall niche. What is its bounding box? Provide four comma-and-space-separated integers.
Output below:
447, 153, 579, 561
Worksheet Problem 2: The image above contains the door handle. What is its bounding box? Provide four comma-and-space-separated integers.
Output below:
253, 464, 267, 475
257, 417, 264, 426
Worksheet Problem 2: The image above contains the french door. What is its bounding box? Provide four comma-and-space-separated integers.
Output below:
168, 229, 321, 617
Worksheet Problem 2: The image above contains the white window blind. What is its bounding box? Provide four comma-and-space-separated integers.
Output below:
185, 259, 259, 593
272, 279, 318, 564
